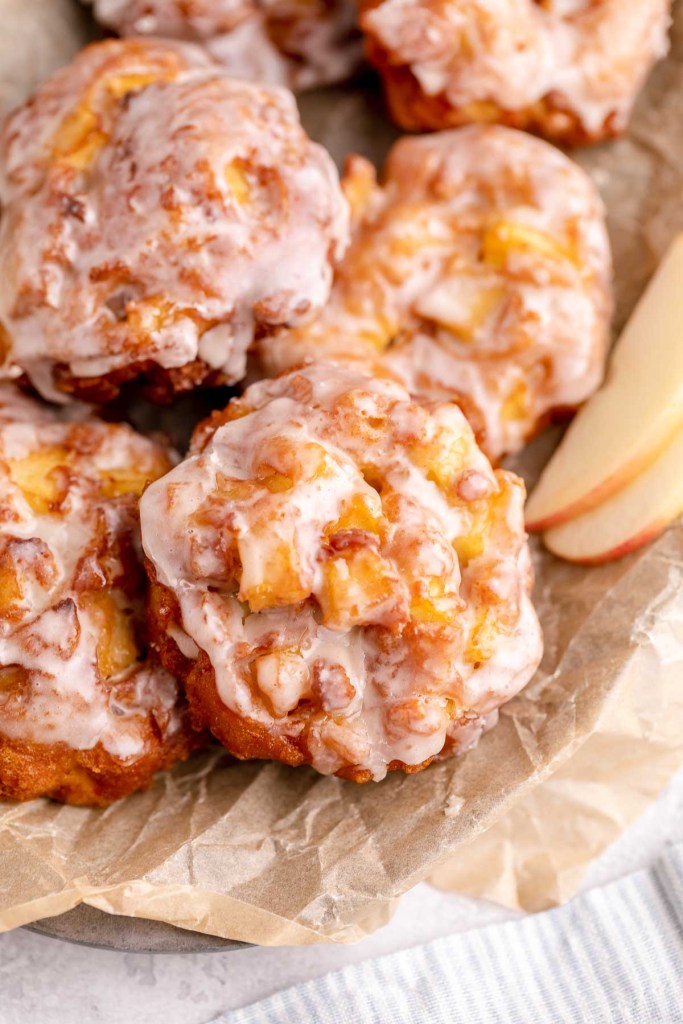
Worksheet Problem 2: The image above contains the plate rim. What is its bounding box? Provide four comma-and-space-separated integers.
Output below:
25, 903, 251, 954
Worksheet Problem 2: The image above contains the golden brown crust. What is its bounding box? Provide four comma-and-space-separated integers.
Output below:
359, 0, 670, 143
0, 720, 198, 806
0, 384, 204, 805
147, 570, 309, 767
141, 365, 543, 782
54, 357, 227, 404
258, 128, 612, 461
0, 39, 349, 404
364, 38, 620, 144
91, 0, 363, 92
147, 570, 434, 782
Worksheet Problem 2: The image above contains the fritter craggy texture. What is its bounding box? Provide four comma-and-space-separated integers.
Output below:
360, 0, 672, 142
0, 39, 349, 403
0, 385, 196, 805
259, 126, 612, 461
142, 364, 543, 782
91, 0, 363, 91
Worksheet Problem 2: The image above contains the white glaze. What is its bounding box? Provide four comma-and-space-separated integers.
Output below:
141, 363, 542, 779
91, 0, 363, 91
0, 39, 349, 398
259, 125, 612, 460
0, 385, 184, 759
362, 0, 671, 135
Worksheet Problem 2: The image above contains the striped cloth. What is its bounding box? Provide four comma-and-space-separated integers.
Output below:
220, 843, 683, 1024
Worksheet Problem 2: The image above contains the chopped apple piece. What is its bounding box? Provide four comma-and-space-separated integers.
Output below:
410, 577, 458, 624
326, 495, 382, 537
256, 467, 294, 494
52, 105, 107, 169
351, 311, 399, 351
320, 548, 399, 629
8, 446, 70, 513
526, 234, 683, 530
224, 160, 250, 204
53, 70, 171, 170
238, 531, 309, 611
105, 72, 167, 100
411, 432, 468, 490
416, 276, 504, 341
466, 608, 498, 664
99, 465, 162, 497
453, 477, 508, 566
453, 530, 486, 567
501, 380, 529, 423
482, 220, 575, 268
83, 592, 140, 678
543, 425, 683, 564
252, 650, 310, 717
0, 563, 22, 614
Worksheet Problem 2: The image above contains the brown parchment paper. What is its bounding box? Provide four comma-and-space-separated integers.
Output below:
0, 0, 94, 117
1, 0, 683, 945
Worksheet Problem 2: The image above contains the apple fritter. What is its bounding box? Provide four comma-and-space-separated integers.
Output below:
360, 0, 671, 143
141, 363, 542, 782
0, 385, 198, 805
0, 38, 349, 403
259, 126, 612, 461
90, 0, 363, 92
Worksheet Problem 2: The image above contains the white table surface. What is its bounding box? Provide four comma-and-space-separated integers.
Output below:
2, 765, 683, 1024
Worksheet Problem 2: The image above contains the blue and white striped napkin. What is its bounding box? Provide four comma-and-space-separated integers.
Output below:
218, 842, 683, 1024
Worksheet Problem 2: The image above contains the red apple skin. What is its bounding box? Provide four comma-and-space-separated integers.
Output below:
543, 517, 670, 565
526, 440, 681, 532
526, 479, 615, 532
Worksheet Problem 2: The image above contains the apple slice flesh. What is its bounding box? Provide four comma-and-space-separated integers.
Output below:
526, 234, 683, 530
543, 423, 683, 564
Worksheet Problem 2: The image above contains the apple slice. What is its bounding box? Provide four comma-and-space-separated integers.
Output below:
526, 234, 683, 530
543, 423, 683, 564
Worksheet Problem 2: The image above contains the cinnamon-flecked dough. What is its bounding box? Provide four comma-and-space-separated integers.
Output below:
90, 0, 363, 91
360, 0, 672, 142
0, 39, 349, 403
259, 126, 613, 461
0, 385, 199, 805
141, 363, 543, 782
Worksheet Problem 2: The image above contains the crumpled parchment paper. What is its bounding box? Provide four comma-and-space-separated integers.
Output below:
1, 0, 683, 945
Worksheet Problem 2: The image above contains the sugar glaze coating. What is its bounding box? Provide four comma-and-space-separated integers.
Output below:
0, 385, 195, 804
0, 39, 349, 402
91, 0, 363, 91
260, 126, 612, 460
360, 0, 672, 141
141, 364, 542, 781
